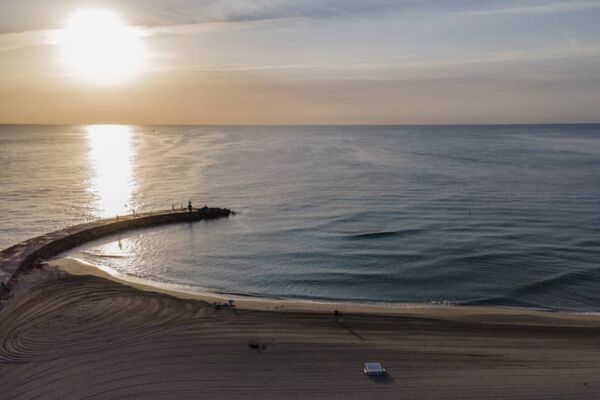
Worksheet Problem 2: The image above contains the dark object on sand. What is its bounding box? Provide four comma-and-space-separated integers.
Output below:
334, 310, 343, 321
213, 300, 236, 310
364, 362, 386, 376
248, 342, 267, 350
188, 201, 192, 213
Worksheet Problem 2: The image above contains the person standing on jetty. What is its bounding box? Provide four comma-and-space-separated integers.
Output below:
188, 201, 193, 213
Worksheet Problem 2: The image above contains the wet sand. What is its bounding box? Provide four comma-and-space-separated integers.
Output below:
1, 266, 600, 399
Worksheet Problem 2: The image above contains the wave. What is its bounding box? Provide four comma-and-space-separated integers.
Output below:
512, 268, 600, 294
571, 239, 600, 248
348, 229, 423, 239
459, 297, 547, 310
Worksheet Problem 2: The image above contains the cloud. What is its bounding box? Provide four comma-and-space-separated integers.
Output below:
461, 0, 600, 17
4, 0, 600, 36
0, 0, 424, 50
388, 45, 600, 69
0, 0, 426, 33
0, 30, 57, 52
135, 43, 600, 88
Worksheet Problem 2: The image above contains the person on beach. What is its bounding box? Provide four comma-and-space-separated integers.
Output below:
172, 204, 175, 212
188, 201, 192, 213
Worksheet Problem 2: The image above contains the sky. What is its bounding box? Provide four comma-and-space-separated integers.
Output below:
0, 0, 599, 125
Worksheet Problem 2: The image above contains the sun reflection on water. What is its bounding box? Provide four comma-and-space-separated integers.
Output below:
86, 125, 136, 217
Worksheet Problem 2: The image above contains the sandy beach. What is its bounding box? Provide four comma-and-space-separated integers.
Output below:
1, 262, 599, 399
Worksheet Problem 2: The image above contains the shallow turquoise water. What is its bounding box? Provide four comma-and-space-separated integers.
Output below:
1, 125, 600, 310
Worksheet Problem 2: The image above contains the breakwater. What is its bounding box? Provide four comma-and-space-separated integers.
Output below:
0, 207, 234, 297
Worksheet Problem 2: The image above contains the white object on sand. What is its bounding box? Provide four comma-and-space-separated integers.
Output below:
364, 362, 386, 376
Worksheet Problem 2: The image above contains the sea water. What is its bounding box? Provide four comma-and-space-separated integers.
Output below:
1, 125, 599, 311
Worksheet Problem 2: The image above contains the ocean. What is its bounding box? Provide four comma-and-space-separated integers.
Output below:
1, 124, 599, 311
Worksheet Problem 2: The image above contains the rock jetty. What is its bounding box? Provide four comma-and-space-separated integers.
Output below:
0, 207, 234, 297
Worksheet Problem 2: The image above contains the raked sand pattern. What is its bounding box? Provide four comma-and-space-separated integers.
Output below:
2, 267, 600, 400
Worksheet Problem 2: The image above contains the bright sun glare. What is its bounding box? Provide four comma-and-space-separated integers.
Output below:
59, 9, 145, 85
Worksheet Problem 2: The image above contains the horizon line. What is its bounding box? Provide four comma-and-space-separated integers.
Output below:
1, 122, 600, 127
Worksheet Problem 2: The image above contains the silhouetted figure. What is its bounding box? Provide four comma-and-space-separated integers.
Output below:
188, 201, 192, 213
172, 204, 175, 212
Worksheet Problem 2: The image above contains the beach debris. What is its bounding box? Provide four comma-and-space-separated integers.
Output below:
213, 299, 236, 310
248, 341, 267, 351
363, 362, 386, 376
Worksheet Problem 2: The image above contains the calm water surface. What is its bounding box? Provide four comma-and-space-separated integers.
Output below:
1, 125, 599, 311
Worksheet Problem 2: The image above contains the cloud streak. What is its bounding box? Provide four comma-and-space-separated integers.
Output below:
0, 0, 425, 33
0, 29, 57, 52
461, 0, 600, 17
3, 1, 600, 34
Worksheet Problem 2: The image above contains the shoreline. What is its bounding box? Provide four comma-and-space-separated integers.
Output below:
3, 263, 600, 399
49, 256, 600, 327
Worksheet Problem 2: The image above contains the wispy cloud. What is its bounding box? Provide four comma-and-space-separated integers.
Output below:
0, 29, 57, 52
0, 0, 424, 33
143, 17, 299, 37
3, 0, 600, 35
390, 45, 600, 68
461, 0, 600, 17
0, 16, 297, 53
143, 43, 600, 78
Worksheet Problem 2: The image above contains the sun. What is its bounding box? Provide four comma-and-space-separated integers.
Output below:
59, 9, 145, 85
